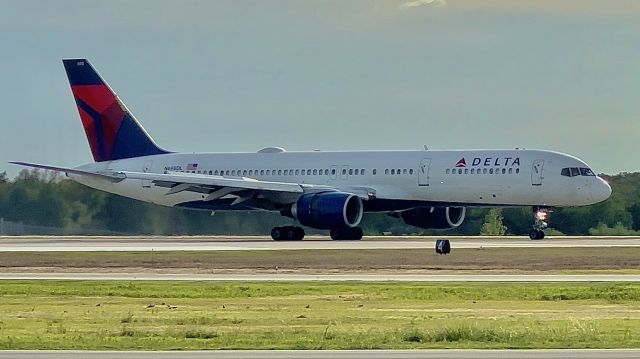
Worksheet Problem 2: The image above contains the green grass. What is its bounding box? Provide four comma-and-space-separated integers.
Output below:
0, 281, 639, 349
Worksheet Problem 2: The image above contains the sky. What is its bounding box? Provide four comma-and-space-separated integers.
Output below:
0, 0, 639, 177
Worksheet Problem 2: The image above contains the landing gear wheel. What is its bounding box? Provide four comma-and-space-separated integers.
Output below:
286, 227, 305, 241
272, 226, 305, 241
330, 227, 363, 241
271, 227, 284, 241
529, 229, 545, 240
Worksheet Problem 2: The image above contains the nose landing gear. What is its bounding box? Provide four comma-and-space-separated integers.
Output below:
529, 207, 551, 240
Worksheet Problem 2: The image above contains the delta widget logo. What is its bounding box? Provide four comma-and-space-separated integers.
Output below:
455, 158, 467, 168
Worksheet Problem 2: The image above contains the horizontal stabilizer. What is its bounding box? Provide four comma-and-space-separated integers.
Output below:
9, 161, 124, 182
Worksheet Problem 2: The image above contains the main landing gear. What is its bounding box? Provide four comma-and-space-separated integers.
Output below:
271, 226, 305, 241
330, 227, 364, 241
270, 226, 364, 241
529, 206, 552, 240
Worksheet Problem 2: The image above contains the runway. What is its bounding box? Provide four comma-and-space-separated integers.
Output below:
0, 236, 639, 252
1, 350, 639, 359
1, 272, 638, 282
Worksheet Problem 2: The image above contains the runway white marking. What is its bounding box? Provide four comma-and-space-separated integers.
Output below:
1, 273, 638, 282
1, 350, 639, 359
0, 236, 639, 252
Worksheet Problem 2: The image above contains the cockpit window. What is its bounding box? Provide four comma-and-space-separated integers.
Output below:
561, 167, 596, 177
570, 167, 580, 177
580, 168, 595, 176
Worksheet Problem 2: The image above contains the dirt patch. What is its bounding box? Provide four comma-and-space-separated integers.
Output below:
0, 247, 638, 272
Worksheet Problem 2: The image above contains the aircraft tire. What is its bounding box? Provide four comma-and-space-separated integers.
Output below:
271, 227, 284, 241
529, 230, 545, 240
286, 226, 305, 241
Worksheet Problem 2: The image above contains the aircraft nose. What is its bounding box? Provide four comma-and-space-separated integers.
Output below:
591, 177, 612, 203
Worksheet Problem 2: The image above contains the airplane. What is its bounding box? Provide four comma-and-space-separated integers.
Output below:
11, 59, 612, 241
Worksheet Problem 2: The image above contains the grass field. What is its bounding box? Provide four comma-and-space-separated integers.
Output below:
0, 281, 639, 349
1, 247, 639, 273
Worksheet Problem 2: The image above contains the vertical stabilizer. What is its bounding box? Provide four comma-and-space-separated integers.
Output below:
62, 59, 169, 162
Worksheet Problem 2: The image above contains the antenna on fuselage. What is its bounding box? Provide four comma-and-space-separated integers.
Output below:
423, 145, 429, 151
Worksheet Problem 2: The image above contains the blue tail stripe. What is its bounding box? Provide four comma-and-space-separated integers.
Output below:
74, 97, 106, 160
63, 59, 103, 86
111, 114, 169, 160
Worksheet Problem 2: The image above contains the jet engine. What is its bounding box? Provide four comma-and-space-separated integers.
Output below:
398, 206, 466, 229
289, 192, 363, 230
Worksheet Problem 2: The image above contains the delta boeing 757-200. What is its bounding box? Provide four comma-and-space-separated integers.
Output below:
12, 59, 611, 241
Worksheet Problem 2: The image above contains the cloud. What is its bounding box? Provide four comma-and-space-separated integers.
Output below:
398, 0, 446, 10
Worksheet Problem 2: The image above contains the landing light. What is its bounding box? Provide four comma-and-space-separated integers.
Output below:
535, 211, 548, 221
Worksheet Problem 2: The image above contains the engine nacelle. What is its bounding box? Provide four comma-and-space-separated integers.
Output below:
400, 206, 466, 229
291, 192, 363, 230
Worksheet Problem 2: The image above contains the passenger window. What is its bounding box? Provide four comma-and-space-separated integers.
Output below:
385, 169, 389, 175
502, 168, 506, 174
354, 169, 359, 175
349, 169, 353, 175
402, 169, 407, 175
489, 169, 494, 174
373, 169, 377, 175
332, 169, 336, 175
464, 169, 469, 174
458, 169, 462, 174
266, 170, 270, 175
516, 168, 520, 174
470, 169, 474, 174
325, 169, 329, 175
508, 168, 513, 174
312, 169, 317, 175
231, 170, 236, 176
570, 168, 580, 177
397, 169, 401, 175
446, 169, 450, 174
409, 169, 414, 175
391, 169, 395, 175
214, 170, 218, 175
260, 170, 264, 175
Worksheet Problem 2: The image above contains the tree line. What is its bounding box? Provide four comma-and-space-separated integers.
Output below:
0, 169, 639, 236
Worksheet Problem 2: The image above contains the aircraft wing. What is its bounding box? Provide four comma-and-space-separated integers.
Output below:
9, 162, 368, 205
119, 171, 341, 203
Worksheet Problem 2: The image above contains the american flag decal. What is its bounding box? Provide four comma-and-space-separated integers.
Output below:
186, 163, 198, 171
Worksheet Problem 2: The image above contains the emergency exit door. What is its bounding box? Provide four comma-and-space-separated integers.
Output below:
418, 158, 431, 186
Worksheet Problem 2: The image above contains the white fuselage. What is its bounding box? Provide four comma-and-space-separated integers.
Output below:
72, 148, 611, 212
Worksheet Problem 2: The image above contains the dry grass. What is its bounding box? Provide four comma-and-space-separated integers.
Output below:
0, 248, 638, 273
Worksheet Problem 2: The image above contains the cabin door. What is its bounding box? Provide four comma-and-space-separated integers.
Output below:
531, 159, 544, 186
142, 161, 153, 188
418, 158, 431, 186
